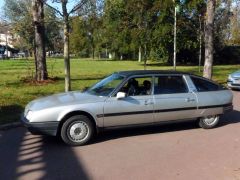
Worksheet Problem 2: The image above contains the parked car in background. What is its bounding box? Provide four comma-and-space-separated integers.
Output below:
21, 70, 233, 146
227, 70, 240, 89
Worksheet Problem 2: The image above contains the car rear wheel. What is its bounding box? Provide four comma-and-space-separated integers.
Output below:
61, 115, 94, 146
199, 115, 220, 129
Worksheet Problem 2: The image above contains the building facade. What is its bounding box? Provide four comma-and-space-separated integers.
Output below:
0, 32, 14, 57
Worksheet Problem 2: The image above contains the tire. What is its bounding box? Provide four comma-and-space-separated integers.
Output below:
61, 115, 94, 146
199, 115, 220, 129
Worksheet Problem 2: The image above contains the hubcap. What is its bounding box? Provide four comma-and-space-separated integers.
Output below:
203, 116, 218, 125
68, 121, 89, 142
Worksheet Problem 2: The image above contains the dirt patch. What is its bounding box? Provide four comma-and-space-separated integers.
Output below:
20, 77, 59, 85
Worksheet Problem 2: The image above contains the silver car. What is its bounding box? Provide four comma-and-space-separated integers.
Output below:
227, 70, 240, 89
21, 70, 233, 146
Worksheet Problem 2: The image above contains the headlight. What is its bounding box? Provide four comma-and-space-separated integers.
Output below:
228, 75, 233, 80
26, 110, 34, 120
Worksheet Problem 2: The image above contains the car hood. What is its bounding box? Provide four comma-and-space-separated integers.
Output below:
231, 70, 240, 78
27, 91, 107, 111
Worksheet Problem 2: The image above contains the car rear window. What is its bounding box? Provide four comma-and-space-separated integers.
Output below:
154, 76, 188, 94
191, 76, 225, 92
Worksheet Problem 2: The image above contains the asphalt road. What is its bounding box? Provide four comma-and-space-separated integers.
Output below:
1, 91, 240, 180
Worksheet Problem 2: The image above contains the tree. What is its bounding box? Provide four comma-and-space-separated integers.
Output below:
4, 0, 35, 55
32, 0, 48, 81
4, 0, 48, 80
69, 17, 91, 57
128, 0, 155, 65
102, 0, 130, 60
45, 0, 89, 92
4, 0, 61, 58
203, 0, 216, 79
44, 7, 63, 54
228, 1, 240, 45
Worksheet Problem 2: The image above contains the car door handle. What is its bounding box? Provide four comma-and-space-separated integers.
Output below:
185, 98, 195, 102
144, 100, 154, 105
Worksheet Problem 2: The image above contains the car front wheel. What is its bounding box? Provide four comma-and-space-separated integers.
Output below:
199, 115, 220, 129
61, 115, 94, 146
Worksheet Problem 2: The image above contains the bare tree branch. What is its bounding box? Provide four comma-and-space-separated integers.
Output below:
69, 0, 88, 15
43, 0, 89, 17
44, 2, 63, 17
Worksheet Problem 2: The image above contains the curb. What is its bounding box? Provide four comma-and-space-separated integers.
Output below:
0, 122, 22, 131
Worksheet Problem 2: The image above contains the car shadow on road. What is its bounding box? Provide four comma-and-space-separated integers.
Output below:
0, 104, 23, 124
219, 110, 240, 126
0, 128, 90, 180
92, 120, 199, 145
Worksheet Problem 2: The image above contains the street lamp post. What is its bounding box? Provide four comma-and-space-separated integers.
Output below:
173, 0, 177, 71
198, 14, 202, 73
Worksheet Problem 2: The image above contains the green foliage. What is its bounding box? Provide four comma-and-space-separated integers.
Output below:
99, 0, 207, 63
44, 7, 63, 53
227, 3, 240, 46
3, 0, 239, 63
4, 0, 62, 54
4, 0, 34, 51
69, 17, 90, 57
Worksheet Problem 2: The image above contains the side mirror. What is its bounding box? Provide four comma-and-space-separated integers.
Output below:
82, 86, 89, 92
116, 92, 126, 99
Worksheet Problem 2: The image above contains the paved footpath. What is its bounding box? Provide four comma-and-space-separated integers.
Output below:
1, 91, 240, 180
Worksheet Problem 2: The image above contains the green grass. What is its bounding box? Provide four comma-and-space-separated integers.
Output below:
0, 58, 239, 125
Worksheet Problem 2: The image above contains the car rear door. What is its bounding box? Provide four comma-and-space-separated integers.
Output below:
190, 75, 233, 116
153, 75, 198, 122
103, 76, 154, 127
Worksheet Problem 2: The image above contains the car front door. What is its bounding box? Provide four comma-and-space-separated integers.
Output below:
153, 75, 198, 122
103, 76, 154, 127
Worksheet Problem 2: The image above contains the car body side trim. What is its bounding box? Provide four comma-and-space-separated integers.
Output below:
97, 110, 154, 118
97, 103, 232, 118
154, 107, 196, 113
198, 103, 232, 109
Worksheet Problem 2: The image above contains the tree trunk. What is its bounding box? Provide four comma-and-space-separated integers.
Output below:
138, 46, 142, 62
92, 45, 95, 60
63, 22, 71, 92
203, 0, 215, 79
62, 2, 71, 92
144, 44, 147, 70
105, 48, 108, 58
32, 0, 48, 81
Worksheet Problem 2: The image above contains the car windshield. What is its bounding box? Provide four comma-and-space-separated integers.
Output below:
85, 73, 125, 96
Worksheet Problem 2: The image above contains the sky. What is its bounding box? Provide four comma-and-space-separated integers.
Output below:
0, 0, 76, 21
0, 0, 4, 20
0, 0, 3, 9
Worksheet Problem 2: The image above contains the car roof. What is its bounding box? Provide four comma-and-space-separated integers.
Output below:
116, 70, 192, 77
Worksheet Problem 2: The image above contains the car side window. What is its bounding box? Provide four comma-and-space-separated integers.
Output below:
154, 76, 188, 94
191, 76, 222, 92
119, 77, 152, 96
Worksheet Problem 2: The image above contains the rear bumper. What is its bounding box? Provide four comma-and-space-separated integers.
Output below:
21, 115, 59, 136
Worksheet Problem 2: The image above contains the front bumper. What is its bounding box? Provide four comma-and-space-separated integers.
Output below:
227, 84, 240, 89
21, 115, 59, 136
227, 81, 240, 89
223, 104, 233, 113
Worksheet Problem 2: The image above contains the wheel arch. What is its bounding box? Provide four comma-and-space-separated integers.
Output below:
57, 111, 98, 136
